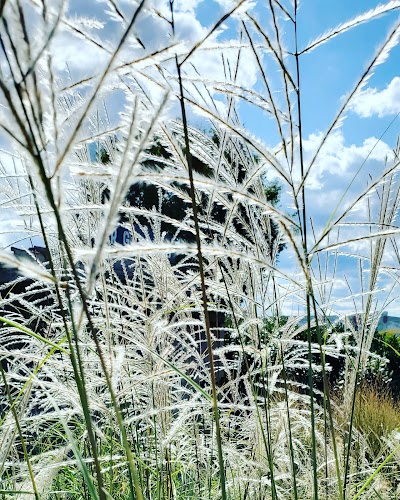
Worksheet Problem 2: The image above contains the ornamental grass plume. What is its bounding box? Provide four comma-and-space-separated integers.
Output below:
0, 1, 400, 499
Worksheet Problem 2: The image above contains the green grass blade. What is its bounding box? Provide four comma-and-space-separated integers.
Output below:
352, 442, 400, 500
0, 316, 69, 354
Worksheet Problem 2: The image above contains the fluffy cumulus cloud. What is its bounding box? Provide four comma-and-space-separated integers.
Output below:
276, 128, 394, 259
300, 130, 398, 264
0, 154, 34, 249
165, 0, 205, 13
50, 30, 108, 75
302, 129, 392, 190
276, 128, 399, 315
268, 129, 394, 244
350, 76, 400, 118
213, 0, 256, 13
49, 0, 260, 115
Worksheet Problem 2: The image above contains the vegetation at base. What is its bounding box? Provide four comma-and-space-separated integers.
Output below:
370, 332, 400, 398
353, 382, 400, 459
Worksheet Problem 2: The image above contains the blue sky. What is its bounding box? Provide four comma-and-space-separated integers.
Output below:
192, 1, 400, 142
55, 0, 400, 147
184, 0, 400, 315
1, 0, 400, 315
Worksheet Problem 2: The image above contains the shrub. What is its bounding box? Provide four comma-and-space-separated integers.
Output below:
354, 381, 400, 459
370, 332, 400, 399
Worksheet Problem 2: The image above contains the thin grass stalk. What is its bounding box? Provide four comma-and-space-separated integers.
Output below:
271, 251, 298, 498
280, 345, 299, 500
305, 285, 318, 499
64, 274, 110, 499
0, 0, 8, 20
180, 0, 248, 66
260, 357, 276, 499
219, 262, 278, 499
273, 0, 294, 23
242, 21, 289, 167
13, 1, 47, 148
249, 269, 278, 499
1, 16, 44, 154
294, 2, 319, 497
343, 177, 399, 498
25, 173, 108, 500
52, 0, 148, 177
174, 45, 227, 500
8, 67, 144, 497
0, 53, 40, 156
24, 174, 107, 499
0, 365, 39, 500
21, 67, 165, 500
193, 420, 202, 498
19, 9, 62, 85
352, 441, 400, 500
300, 2, 400, 55
41, 386, 100, 500
309, 224, 343, 497
310, 294, 344, 498
241, 13, 304, 228
297, 20, 400, 200
246, 11, 296, 170
266, 1, 296, 171
205, 31, 243, 227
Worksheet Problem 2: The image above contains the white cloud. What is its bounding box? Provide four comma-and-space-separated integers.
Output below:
273, 128, 396, 280
350, 76, 400, 118
134, 10, 207, 52
50, 30, 108, 75
214, 0, 256, 15
302, 130, 392, 190
52, 1, 259, 114
118, 0, 204, 17
172, 0, 205, 13
0, 153, 34, 249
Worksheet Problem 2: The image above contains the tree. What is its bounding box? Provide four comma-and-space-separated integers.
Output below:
121, 125, 285, 261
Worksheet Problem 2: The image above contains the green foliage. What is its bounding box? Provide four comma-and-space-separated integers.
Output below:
370, 332, 400, 398
354, 382, 400, 459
